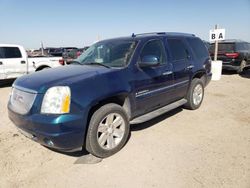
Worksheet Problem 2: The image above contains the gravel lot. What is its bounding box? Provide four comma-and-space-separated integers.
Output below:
0, 71, 250, 188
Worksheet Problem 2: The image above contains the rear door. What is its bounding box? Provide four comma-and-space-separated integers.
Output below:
166, 38, 193, 100
0, 46, 27, 79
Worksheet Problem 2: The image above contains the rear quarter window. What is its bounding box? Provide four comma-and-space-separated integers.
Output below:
187, 38, 209, 59
0, 47, 22, 58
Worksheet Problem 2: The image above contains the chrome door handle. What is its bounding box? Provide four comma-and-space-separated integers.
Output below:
162, 71, 173, 76
186, 65, 194, 70
21, 61, 26, 64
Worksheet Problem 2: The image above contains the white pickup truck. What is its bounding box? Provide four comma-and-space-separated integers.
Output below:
0, 44, 65, 80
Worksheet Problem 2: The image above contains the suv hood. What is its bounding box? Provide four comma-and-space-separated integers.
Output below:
14, 65, 112, 93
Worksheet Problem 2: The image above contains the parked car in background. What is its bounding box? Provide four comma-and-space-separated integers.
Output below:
210, 40, 250, 73
63, 47, 90, 64
43, 47, 58, 56
49, 47, 78, 57
8, 32, 212, 158
0, 44, 64, 81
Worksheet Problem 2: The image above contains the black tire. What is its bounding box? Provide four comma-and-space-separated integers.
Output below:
184, 78, 204, 110
85, 103, 130, 158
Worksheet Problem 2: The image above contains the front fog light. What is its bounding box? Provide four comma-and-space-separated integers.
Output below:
41, 86, 71, 114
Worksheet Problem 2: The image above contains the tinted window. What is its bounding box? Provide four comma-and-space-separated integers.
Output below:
167, 39, 189, 61
187, 38, 209, 59
210, 43, 235, 52
0, 47, 22, 58
140, 40, 167, 64
0, 48, 4, 58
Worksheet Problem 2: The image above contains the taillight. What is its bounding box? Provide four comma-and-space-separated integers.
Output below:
225, 52, 239, 59
59, 59, 65, 65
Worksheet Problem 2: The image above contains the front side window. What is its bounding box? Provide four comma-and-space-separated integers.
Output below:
139, 40, 167, 64
0, 47, 22, 58
75, 40, 137, 68
167, 39, 190, 61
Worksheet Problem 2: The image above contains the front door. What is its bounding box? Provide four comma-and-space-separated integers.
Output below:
134, 39, 175, 116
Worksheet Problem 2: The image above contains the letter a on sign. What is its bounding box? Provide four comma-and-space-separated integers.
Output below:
218, 33, 223, 39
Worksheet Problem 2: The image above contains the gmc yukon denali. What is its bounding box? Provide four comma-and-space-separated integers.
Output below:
8, 32, 212, 158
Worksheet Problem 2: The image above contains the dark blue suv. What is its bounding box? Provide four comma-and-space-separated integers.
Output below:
8, 32, 212, 158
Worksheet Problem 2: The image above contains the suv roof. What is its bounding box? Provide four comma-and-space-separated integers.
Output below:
100, 32, 197, 43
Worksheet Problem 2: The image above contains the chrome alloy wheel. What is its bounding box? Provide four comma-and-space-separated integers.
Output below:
97, 113, 125, 150
193, 84, 203, 106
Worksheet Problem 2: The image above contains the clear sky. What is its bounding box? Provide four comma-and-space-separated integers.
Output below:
0, 0, 250, 49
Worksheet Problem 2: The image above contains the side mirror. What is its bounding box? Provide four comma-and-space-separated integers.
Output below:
140, 55, 159, 67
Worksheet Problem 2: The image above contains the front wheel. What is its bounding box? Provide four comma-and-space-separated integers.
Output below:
184, 78, 204, 110
85, 103, 130, 158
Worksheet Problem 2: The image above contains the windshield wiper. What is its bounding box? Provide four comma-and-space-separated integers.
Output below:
84, 62, 111, 68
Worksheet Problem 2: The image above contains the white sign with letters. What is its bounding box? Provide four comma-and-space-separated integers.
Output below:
209, 29, 225, 42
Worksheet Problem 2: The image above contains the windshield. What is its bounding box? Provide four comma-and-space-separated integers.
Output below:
75, 40, 137, 68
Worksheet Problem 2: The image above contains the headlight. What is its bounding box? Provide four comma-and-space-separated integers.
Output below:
41, 86, 71, 114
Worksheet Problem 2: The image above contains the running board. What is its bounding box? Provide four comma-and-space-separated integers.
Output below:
130, 99, 187, 124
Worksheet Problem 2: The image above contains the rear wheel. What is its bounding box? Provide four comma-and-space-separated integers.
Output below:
85, 103, 130, 158
184, 78, 204, 110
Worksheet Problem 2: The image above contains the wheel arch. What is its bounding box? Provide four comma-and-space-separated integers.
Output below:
192, 70, 206, 85
35, 65, 51, 71
85, 92, 131, 130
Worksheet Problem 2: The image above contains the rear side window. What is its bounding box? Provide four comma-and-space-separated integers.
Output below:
167, 39, 189, 61
0, 47, 22, 58
187, 38, 209, 59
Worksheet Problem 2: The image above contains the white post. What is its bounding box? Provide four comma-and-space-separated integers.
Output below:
214, 24, 219, 61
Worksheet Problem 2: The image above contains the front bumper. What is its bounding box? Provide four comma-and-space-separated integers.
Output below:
8, 107, 86, 151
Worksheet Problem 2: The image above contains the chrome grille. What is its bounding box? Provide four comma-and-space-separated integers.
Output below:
9, 87, 36, 115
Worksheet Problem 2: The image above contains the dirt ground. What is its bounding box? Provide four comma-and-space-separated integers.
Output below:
0, 71, 250, 188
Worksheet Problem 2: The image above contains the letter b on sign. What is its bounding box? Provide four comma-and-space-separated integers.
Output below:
212, 34, 216, 40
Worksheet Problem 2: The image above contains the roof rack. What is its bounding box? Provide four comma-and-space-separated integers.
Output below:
132, 32, 166, 37
131, 32, 196, 38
